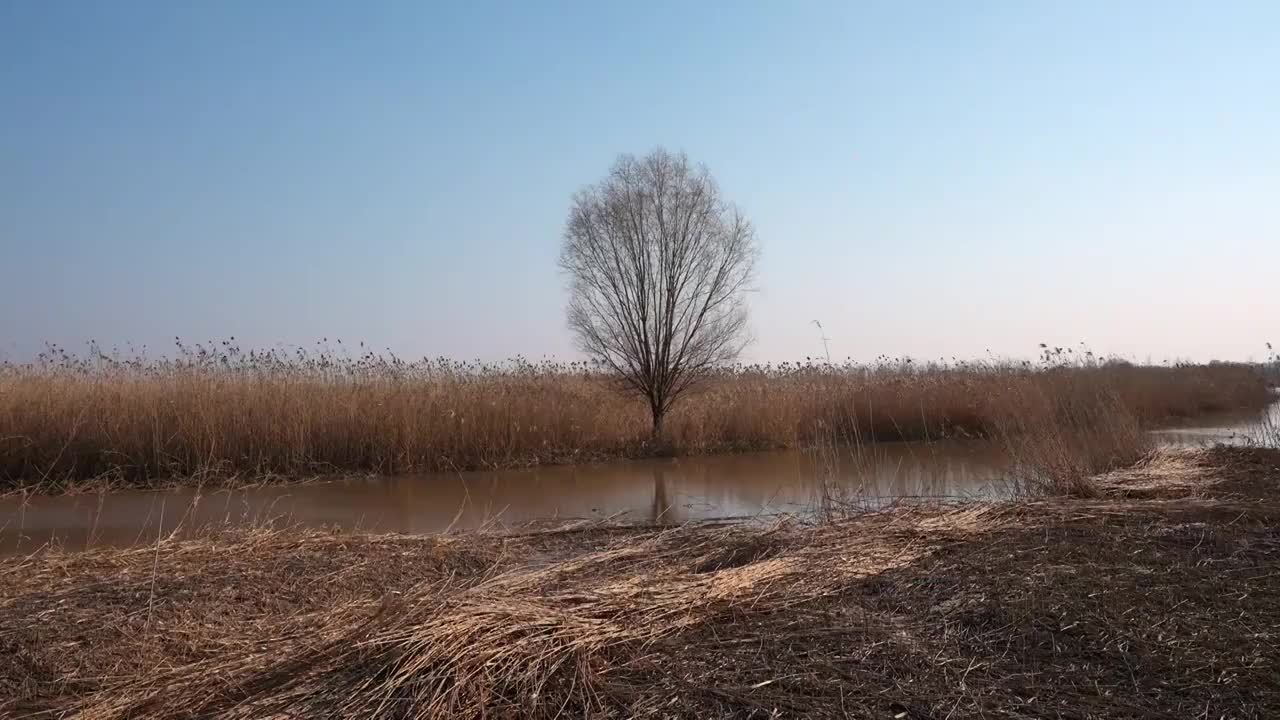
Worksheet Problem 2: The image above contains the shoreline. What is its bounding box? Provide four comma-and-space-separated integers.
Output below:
5, 445, 1278, 717
3, 359, 1271, 494
5, 399, 1275, 499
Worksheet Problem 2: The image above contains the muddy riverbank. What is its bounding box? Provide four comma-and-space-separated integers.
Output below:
4, 445, 1278, 718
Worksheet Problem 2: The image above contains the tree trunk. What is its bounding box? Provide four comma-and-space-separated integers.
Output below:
650, 401, 665, 439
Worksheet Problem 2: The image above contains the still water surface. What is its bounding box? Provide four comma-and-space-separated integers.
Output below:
3, 399, 1275, 553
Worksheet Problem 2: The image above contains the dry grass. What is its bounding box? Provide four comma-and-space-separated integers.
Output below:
986, 373, 1152, 496
1247, 399, 1280, 449
0, 341, 1271, 491
3, 446, 1278, 718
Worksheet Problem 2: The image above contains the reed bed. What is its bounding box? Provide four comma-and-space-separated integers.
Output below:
3, 446, 1278, 718
0, 341, 1271, 491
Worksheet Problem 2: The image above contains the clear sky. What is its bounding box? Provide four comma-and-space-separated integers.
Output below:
2, 1, 1277, 364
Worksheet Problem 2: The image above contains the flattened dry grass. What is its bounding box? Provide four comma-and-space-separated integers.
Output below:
4, 448, 1279, 718
0, 342, 1271, 492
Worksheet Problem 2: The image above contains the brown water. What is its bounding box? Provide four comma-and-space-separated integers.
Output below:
1, 442, 1008, 553
3, 398, 1275, 554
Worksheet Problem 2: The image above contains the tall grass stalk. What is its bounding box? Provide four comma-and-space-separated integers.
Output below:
0, 341, 1272, 491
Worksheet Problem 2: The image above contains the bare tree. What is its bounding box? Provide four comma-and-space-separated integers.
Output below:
560, 149, 759, 435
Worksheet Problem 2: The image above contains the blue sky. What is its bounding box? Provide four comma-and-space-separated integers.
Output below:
2, 1, 1277, 363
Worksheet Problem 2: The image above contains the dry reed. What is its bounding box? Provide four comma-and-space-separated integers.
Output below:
0, 341, 1272, 491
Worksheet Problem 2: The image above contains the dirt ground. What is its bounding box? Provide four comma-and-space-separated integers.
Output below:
3, 446, 1278, 719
